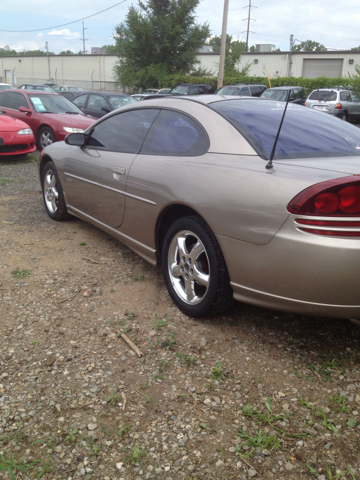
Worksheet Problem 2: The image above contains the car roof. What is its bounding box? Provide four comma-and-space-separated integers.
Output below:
9, 89, 59, 95
266, 86, 303, 90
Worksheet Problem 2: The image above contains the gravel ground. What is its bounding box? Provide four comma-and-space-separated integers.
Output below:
0, 153, 360, 480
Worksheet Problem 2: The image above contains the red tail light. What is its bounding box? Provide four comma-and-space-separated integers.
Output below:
335, 103, 342, 109
287, 176, 360, 216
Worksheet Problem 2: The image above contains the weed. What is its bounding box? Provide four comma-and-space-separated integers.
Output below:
199, 422, 216, 434
99, 425, 111, 436
154, 317, 167, 331
159, 357, 169, 373
306, 462, 317, 476
177, 394, 187, 402
107, 318, 116, 325
140, 382, 148, 390
64, 428, 81, 443
110, 288, 115, 293
0, 178, 13, 186
12, 269, 32, 280
176, 352, 196, 367
125, 310, 135, 319
90, 445, 101, 456
325, 464, 347, 479
125, 446, 146, 465
32, 340, 39, 345
211, 362, 224, 380
118, 425, 131, 436
291, 370, 316, 382
236, 428, 280, 452
105, 390, 120, 405
79, 242, 86, 246
300, 399, 338, 435
163, 332, 177, 349
328, 395, 350, 413
132, 275, 145, 282
143, 395, 152, 404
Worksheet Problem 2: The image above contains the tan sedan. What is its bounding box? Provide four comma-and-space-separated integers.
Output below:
39, 95, 360, 319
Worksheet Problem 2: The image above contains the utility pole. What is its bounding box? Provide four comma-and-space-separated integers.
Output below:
245, 0, 251, 52
217, 0, 229, 90
82, 22, 88, 54
45, 41, 51, 81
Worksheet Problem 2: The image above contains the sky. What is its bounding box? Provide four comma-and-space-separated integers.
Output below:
1, 0, 360, 55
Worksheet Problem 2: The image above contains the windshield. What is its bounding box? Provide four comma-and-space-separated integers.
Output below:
217, 87, 239, 95
309, 90, 337, 101
28, 94, 84, 114
210, 99, 360, 160
68, 86, 83, 91
261, 89, 288, 101
108, 95, 137, 108
170, 86, 189, 94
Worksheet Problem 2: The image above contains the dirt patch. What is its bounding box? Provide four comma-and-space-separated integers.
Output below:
0, 154, 360, 480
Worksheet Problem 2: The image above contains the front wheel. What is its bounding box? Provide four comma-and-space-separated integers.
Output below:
37, 126, 55, 150
42, 161, 69, 221
161, 216, 233, 317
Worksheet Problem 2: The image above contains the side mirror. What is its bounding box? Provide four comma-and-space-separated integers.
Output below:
101, 106, 111, 113
19, 106, 32, 114
65, 133, 87, 146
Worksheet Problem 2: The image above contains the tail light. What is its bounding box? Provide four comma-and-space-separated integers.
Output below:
335, 103, 342, 109
288, 176, 360, 236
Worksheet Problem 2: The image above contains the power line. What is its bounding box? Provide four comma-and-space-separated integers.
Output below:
0, 0, 128, 33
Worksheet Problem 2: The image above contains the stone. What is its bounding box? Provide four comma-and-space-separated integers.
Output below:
285, 463, 293, 471
87, 423, 97, 431
248, 469, 257, 478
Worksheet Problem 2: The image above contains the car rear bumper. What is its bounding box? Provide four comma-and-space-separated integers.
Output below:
216, 215, 360, 319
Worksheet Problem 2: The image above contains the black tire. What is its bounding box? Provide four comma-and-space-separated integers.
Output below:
42, 161, 69, 221
340, 111, 349, 122
161, 215, 234, 317
37, 126, 55, 150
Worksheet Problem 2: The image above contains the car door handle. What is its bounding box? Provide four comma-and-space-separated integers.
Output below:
113, 167, 126, 179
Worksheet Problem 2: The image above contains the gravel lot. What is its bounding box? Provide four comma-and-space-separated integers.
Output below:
0, 153, 360, 480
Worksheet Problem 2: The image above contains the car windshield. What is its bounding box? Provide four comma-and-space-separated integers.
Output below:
210, 99, 360, 160
217, 87, 239, 95
0, 85, 15, 90
309, 91, 337, 101
28, 94, 84, 114
261, 89, 288, 101
68, 86, 83, 91
108, 95, 138, 108
170, 86, 189, 94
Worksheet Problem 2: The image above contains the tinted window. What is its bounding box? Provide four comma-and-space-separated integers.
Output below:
73, 95, 87, 108
298, 89, 306, 99
0, 92, 7, 106
210, 99, 360, 160
239, 87, 250, 95
250, 86, 262, 96
88, 94, 108, 112
88, 109, 159, 153
6, 92, 30, 109
309, 91, 337, 101
217, 86, 240, 95
261, 89, 288, 101
141, 110, 209, 156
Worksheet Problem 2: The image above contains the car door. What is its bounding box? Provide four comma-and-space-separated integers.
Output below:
85, 94, 110, 117
64, 108, 160, 228
0, 91, 38, 132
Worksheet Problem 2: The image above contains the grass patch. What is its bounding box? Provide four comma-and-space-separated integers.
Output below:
12, 269, 32, 280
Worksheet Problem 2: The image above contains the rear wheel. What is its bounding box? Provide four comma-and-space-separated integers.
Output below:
340, 111, 349, 122
42, 161, 69, 221
161, 215, 233, 317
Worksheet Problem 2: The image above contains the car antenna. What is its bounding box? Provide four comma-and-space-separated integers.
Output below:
266, 90, 291, 170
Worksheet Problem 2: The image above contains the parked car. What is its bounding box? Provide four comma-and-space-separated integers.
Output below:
0, 90, 96, 149
39, 95, 360, 319
131, 93, 171, 101
0, 83, 16, 91
61, 91, 137, 118
53, 85, 84, 92
260, 86, 306, 105
0, 109, 36, 156
169, 83, 215, 95
43, 83, 58, 89
305, 88, 360, 122
141, 88, 172, 95
216, 83, 267, 97
18, 84, 55, 92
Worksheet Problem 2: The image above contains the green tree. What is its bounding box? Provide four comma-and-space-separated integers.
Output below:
113, 0, 210, 91
292, 40, 327, 52
0, 45, 18, 56
351, 45, 360, 51
102, 44, 118, 54
209, 35, 248, 76
59, 50, 74, 55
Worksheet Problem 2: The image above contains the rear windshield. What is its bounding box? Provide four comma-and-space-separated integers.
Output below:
210, 99, 360, 160
260, 89, 288, 101
217, 87, 239, 95
309, 91, 337, 101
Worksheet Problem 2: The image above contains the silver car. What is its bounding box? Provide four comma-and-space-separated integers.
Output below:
305, 88, 360, 122
39, 96, 360, 319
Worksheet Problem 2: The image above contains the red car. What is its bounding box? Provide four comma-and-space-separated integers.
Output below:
0, 110, 36, 156
0, 90, 96, 150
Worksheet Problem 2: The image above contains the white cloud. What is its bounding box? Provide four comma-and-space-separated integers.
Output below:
9, 41, 41, 52
48, 29, 80, 40
37, 33, 44, 37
